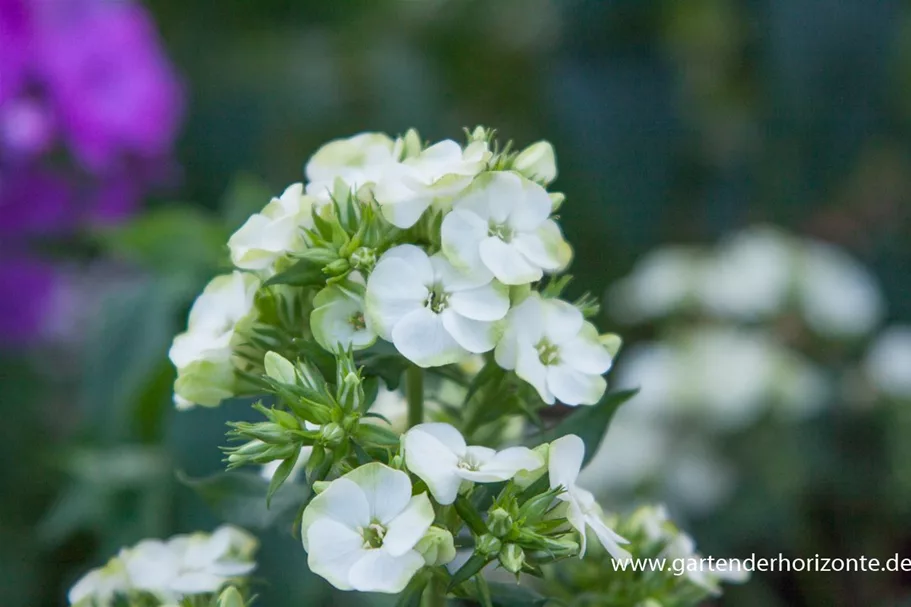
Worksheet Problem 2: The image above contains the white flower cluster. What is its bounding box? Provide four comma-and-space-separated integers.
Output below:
864, 325, 911, 400
610, 226, 885, 339
169, 129, 619, 408
68, 525, 257, 607
299, 426, 627, 593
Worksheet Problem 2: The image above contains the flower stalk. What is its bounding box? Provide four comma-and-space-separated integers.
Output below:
407, 365, 425, 428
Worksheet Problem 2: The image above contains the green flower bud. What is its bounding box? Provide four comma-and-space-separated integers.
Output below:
325, 258, 350, 276
498, 543, 526, 575
319, 422, 345, 447
487, 508, 514, 538
264, 351, 297, 385
226, 440, 268, 465
476, 534, 503, 556
349, 246, 376, 271
312, 480, 331, 494
415, 526, 457, 566
217, 586, 245, 607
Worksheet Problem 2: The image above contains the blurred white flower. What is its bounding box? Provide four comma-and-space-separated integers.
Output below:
609, 246, 702, 324
366, 245, 509, 367
68, 556, 130, 607
441, 171, 571, 285
304, 132, 399, 201
300, 463, 434, 593
697, 226, 793, 319
311, 281, 377, 353
169, 272, 260, 408
548, 435, 630, 560
496, 293, 612, 405
403, 422, 544, 505
227, 183, 316, 271
665, 533, 748, 594
865, 325, 911, 399
375, 139, 490, 228
797, 240, 884, 338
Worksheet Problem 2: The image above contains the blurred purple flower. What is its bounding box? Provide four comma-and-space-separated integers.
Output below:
0, 255, 58, 342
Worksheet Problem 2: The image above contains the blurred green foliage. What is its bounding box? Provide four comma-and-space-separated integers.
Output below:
3, 0, 911, 606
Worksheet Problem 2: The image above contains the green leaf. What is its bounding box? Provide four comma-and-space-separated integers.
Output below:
528, 389, 638, 468
394, 570, 431, 607
177, 470, 310, 530
263, 257, 326, 287
266, 448, 301, 507
486, 582, 550, 606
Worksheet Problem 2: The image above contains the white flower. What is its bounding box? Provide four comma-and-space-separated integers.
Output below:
365, 245, 509, 367
374, 139, 490, 229
402, 422, 544, 505
441, 171, 571, 285
865, 325, 911, 399
513, 140, 557, 184
495, 293, 612, 405
797, 240, 884, 338
304, 132, 399, 201
126, 526, 257, 600
227, 183, 316, 271
608, 246, 702, 324
300, 463, 435, 593
665, 533, 749, 593
169, 272, 260, 408
311, 281, 377, 352
547, 434, 630, 560
68, 557, 130, 607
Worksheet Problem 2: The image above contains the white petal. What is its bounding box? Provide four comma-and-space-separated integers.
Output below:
306, 518, 368, 591
495, 295, 545, 370
548, 435, 584, 492
169, 571, 224, 595
365, 248, 430, 338
448, 282, 509, 321
588, 515, 631, 561
381, 194, 434, 229
463, 445, 497, 466
392, 308, 465, 367
348, 549, 425, 594
547, 364, 606, 406
476, 446, 545, 480
300, 478, 370, 550
565, 500, 589, 557
441, 310, 498, 354
542, 298, 584, 344
430, 253, 491, 291
408, 422, 468, 455
506, 177, 551, 232
479, 237, 542, 285
512, 220, 571, 271
560, 331, 613, 376
343, 463, 413, 525
516, 342, 554, 404
441, 208, 488, 273
383, 493, 435, 557
457, 171, 520, 224
403, 427, 463, 505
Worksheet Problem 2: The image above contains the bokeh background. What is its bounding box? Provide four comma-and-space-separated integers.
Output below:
2, 0, 911, 605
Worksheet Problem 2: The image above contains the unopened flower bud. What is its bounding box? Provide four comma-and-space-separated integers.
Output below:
319, 422, 345, 447
476, 533, 502, 556
487, 508, 513, 538
325, 258, 350, 276
599, 333, 623, 358
349, 247, 376, 271
264, 351, 298, 385
227, 440, 267, 465
549, 192, 565, 212
498, 543, 525, 574
217, 586, 245, 607
312, 480, 331, 494
415, 526, 457, 566
514, 141, 557, 184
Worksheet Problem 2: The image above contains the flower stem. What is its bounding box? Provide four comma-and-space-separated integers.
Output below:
406, 365, 424, 428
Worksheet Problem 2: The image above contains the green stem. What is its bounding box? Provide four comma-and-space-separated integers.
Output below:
422, 574, 447, 607
406, 365, 424, 428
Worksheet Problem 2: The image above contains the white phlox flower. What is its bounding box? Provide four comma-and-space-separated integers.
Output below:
374, 139, 491, 229
547, 434, 630, 560
441, 171, 571, 285
169, 272, 260, 408
402, 422, 544, 505
496, 293, 612, 405
300, 463, 435, 593
365, 245, 509, 367
126, 526, 257, 600
311, 281, 377, 352
68, 556, 130, 607
304, 132, 399, 202
664, 532, 749, 593
227, 182, 317, 271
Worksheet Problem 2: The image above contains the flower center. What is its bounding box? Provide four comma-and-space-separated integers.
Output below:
425, 286, 450, 313
488, 222, 513, 242
360, 522, 387, 549
349, 312, 366, 331
535, 339, 560, 366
